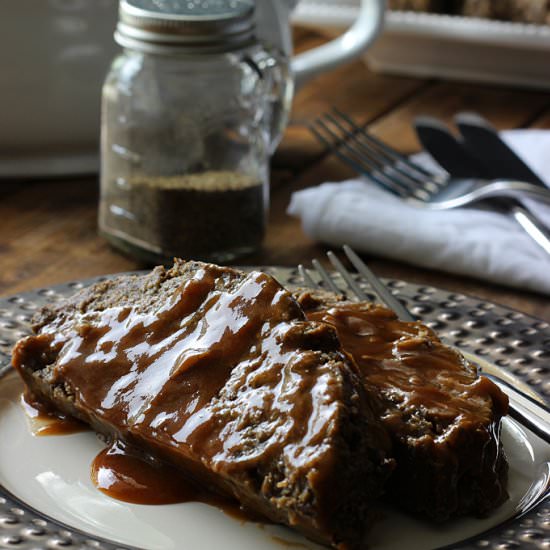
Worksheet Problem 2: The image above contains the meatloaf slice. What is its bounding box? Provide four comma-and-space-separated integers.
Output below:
12, 260, 394, 549
296, 289, 509, 522
460, 0, 550, 23
388, 0, 448, 12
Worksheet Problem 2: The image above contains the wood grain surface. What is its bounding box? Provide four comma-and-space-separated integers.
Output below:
1, 27, 549, 321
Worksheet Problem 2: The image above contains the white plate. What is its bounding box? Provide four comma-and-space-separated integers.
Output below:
0, 271, 549, 550
0, 371, 548, 550
292, 1, 550, 90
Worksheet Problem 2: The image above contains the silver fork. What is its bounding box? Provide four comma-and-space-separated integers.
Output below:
310, 108, 550, 255
298, 245, 550, 444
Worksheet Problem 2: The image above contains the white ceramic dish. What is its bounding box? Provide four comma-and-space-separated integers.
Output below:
292, 1, 550, 90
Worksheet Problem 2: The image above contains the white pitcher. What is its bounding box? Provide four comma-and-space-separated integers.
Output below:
0, 0, 384, 177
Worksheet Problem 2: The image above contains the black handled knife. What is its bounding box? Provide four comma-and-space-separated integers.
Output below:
414, 115, 550, 255
414, 116, 489, 179
454, 112, 546, 186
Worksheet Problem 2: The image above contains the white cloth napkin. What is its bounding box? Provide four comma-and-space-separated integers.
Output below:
287, 130, 550, 295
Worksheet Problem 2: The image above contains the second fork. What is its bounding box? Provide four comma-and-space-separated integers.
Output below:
299, 245, 550, 444
310, 108, 550, 255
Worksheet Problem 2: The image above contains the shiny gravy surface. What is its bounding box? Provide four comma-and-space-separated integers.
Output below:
21, 395, 258, 516
90, 439, 253, 520
38, 267, 318, 463
21, 392, 89, 436
306, 303, 508, 437
15, 266, 345, 515
16, 272, 507, 520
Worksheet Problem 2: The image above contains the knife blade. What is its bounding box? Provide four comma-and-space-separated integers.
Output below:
414, 114, 550, 256
454, 112, 546, 186
414, 116, 490, 179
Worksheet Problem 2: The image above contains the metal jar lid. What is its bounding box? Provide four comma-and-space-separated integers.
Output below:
115, 0, 256, 54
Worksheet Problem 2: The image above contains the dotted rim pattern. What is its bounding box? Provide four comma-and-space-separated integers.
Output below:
0, 268, 548, 550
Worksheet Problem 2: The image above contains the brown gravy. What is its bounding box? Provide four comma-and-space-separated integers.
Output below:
91, 439, 263, 522
21, 386, 264, 520
21, 392, 89, 436
306, 303, 508, 437
11, 265, 395, 546
14, 267, 348, 525
20, 387, 263, 520
35, 267, 312, 466
270, 535, 311, 548
13, 266, 345, 488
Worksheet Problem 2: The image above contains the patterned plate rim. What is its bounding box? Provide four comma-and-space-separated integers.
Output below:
0, 267, 548, 550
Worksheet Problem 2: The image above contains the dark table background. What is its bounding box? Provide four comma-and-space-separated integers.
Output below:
1, 27, 549, 321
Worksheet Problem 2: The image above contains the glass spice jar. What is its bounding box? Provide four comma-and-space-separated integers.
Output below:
99, 0, 291, 263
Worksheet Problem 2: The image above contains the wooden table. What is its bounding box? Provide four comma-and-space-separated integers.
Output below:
1, 27, 549, 321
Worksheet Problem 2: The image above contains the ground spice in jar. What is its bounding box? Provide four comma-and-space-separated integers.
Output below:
100, 170, 266, 263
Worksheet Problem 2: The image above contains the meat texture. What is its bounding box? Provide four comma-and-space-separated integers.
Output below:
461, 0, 550, 23
389, 0, 446, 11
295, 289, 509, 522
390, 0, 550, 24
12, 261, 394, 549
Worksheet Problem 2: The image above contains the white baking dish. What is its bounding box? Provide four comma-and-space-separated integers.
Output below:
292, 0, 550, 90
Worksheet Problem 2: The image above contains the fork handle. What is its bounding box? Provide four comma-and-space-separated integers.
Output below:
511, 205, 550, 256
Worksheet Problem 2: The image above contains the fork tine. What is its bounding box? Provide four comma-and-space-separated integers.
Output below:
314, 116, 432, 199
324, 112, 432, 190
323, 113, 388, 172
315, 117, 384, 172
312, 259, 342, 295
321, 111, 444, 201
326, 251, 369, 301
332, 107, 437, 180
298, 264, 317, 289
342, 245, 415, 322
309, 121, 373, 180
300, 261, 346, 297
310, 119, 410, 197
332, 107, 406, 165
330, 108, 447, 199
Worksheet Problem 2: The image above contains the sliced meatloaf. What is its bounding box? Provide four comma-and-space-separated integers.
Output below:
460, 0, 550, 24
388, 0, 447, 11
296, 289, 509, 522
12, 260, 394, 549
